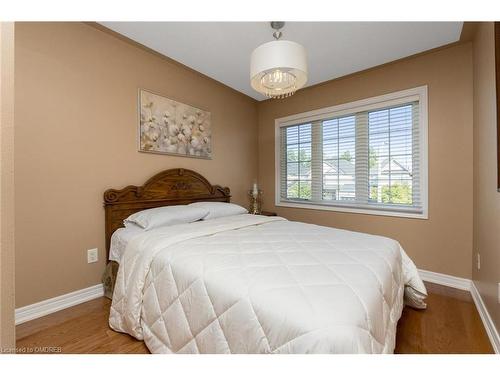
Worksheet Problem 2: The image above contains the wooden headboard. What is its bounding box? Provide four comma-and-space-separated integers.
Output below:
103, 168, 230, 260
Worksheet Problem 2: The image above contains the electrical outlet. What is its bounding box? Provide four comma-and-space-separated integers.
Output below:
476, 253, 481, 270
87, 248, 98, 264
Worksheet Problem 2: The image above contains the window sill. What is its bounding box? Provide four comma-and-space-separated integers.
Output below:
276, 200, 428, 219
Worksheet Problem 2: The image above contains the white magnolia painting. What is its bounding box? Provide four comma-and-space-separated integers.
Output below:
139, 90, 212, 159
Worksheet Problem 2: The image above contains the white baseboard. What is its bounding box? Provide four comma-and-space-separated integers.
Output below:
418, 269, 472, 291
470, 282, 500, 354
418, 268, 499, 354
15, 284, 104, 325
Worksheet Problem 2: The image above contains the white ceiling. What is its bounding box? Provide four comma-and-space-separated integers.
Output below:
100, 22, 463, 100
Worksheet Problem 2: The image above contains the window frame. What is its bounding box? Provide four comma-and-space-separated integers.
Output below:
274, 85, 428, 219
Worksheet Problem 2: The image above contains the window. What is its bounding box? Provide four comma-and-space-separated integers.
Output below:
275, 86, 428, 219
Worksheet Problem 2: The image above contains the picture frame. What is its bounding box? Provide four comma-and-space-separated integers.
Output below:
138, 89, 212, 159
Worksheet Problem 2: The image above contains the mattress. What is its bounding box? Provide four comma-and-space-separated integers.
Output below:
109, 214, 426, 354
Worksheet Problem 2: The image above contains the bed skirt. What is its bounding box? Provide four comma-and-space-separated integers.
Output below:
102, 261, 119, 299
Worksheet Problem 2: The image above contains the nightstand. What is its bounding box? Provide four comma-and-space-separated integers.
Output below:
260, 211, 277, 216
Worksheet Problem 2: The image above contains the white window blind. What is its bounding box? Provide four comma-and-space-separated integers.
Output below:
276, 86, 428, 218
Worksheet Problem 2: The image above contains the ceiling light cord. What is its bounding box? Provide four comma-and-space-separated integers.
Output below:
271, 21, 284, 40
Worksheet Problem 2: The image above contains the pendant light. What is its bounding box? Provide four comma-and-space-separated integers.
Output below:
250, 22, 308, 99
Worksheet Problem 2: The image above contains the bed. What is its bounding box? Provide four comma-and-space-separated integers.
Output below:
104, 168, 427, 354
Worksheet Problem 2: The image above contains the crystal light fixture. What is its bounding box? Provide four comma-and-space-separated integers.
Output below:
250, 22, 308, 99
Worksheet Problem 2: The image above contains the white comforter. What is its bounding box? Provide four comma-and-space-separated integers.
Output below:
109, 214, 426, 354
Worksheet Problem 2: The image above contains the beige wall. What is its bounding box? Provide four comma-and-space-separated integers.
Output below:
0, 22, 15, 350
14, 22, 258, 307
257, 43, 474, 279
472, 22, 500, 332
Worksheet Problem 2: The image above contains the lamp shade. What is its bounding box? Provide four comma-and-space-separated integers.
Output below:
250, 40, 307, 99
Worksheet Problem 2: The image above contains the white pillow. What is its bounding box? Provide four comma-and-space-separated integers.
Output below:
124, 205, 209, 230
188, 202, 248, 220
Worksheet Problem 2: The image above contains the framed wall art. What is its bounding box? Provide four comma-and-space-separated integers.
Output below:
138, 89, 212, 159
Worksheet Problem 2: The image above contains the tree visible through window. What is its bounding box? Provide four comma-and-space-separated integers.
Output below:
277, 86, 426, 217
368, 105, 413, 205
322, 116, 356, 202
285, 124, 312, 200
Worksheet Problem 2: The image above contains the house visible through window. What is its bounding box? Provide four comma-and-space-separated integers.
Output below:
368, 105, 415, 206
276, 86, 428, 219
322, 116, 356, 202
285, 124, 312, 200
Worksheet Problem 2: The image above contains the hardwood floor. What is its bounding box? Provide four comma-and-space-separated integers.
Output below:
16, 282, 494, 354
395, 282, 493, 354
16, 297, 149, 354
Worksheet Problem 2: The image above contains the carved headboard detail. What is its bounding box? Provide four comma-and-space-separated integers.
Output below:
103, 168, 230, 261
